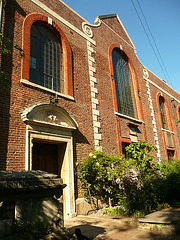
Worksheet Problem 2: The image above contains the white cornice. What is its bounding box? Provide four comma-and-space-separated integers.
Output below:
30, 0, 96, 45
59, 0, 88, 23
143, 76, 180, 104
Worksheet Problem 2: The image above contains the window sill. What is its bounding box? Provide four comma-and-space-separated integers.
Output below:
114, 112, 144, 124
21, 79, 74, 101
161, 128, 174, 134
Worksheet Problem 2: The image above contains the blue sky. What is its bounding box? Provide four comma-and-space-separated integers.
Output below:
62, 0, 180, 94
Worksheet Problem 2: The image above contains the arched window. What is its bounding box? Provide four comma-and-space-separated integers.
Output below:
112, 48, 135, 118
158, 95, 176, 159
30, 23, 62, 92
22, 14, 73, 96
159, 96, 168, 129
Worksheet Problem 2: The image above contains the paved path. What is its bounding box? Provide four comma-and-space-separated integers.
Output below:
139, 208, 180, 224
65, 209, 180, 240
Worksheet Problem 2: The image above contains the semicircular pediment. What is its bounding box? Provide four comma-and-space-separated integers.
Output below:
21, 104, 78, 130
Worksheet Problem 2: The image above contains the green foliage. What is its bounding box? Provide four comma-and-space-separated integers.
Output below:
124, 141, 160, 214
156, 159, 180, 205
102, 206, 127, 216
77, 141, 180, 216
0, 33, 24, 56
77, 151, 122, 207
12, 218, 52, 239
0, 33, 24, 90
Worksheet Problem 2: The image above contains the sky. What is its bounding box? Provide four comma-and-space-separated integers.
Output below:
62, 0, 180, 94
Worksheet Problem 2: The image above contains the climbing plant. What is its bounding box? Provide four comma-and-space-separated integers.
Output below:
0, 33, 24, 90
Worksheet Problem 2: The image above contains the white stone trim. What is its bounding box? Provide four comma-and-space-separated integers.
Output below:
30, 0, 96, 45
26, 127, 76, 219
94, 133, 102, 140
90, 81, 94, 87
93, 121, 101, 128
91, 86, 98, 94
143, 69, 161, 162
90, 76, 97, 83
92, 98, 99, 104
161, 128, 174, 134
21, 79, 74, 101
87, 46, 95, 53
114, 112, 144, 124
93, 115, 98, 122
87, 40, 102, 150
89, 66, 96, 73
143, 76, 180, 104
92, 109, 100, 116
88, 56, 95, 63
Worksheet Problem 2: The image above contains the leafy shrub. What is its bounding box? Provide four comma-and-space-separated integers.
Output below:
77, 141, 180, 216
156, 159, 180, 206
12, 218, 52, 239
102, 206, 127, 216
77, 151, 123, 208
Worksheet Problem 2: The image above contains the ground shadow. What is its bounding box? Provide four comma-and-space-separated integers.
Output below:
67, 223, 106, 239
66, 214, 180, 240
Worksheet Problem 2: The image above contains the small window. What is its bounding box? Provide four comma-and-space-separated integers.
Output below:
129, 126, 138, 143
159, 96, 168, 129
164, 132, 174, 148
112, 49, 135, 118
122, 142, 133, 159
129, 126, 136, 135
30, 23, 62, 92
167, 150, 174, 161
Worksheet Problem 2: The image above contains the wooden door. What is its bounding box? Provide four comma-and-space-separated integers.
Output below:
32, 142, 59, 175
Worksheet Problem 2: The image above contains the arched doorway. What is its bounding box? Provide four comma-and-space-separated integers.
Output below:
21, 103, 78, 218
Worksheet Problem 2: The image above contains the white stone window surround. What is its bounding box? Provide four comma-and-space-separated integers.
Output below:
21, 79, 75, 101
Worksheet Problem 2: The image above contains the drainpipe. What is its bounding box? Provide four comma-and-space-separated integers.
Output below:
171, 98, 180, 142
0, 0, 4, 32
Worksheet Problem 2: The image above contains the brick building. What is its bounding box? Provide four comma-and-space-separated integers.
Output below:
0, 0, 180, 217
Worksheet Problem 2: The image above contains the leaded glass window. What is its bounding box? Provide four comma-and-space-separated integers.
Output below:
30, 23, 62, 92
112, 49, 135, 117
159, 96, 168, 129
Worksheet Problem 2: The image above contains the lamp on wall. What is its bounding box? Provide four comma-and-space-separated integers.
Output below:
49, 94, 59, 104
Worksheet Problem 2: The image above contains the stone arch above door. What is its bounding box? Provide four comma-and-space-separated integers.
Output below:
21, 103, 78, 130
21, 103, 77, 218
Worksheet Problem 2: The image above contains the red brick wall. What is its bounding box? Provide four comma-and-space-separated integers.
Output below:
1, 1, 180, 178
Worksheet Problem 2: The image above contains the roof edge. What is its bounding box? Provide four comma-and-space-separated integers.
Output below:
97, 13, 136, 50
98, 14, 117, 20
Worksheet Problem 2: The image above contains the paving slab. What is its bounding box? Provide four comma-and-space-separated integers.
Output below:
64, 211, 180, 240
139, 208, 180, 224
